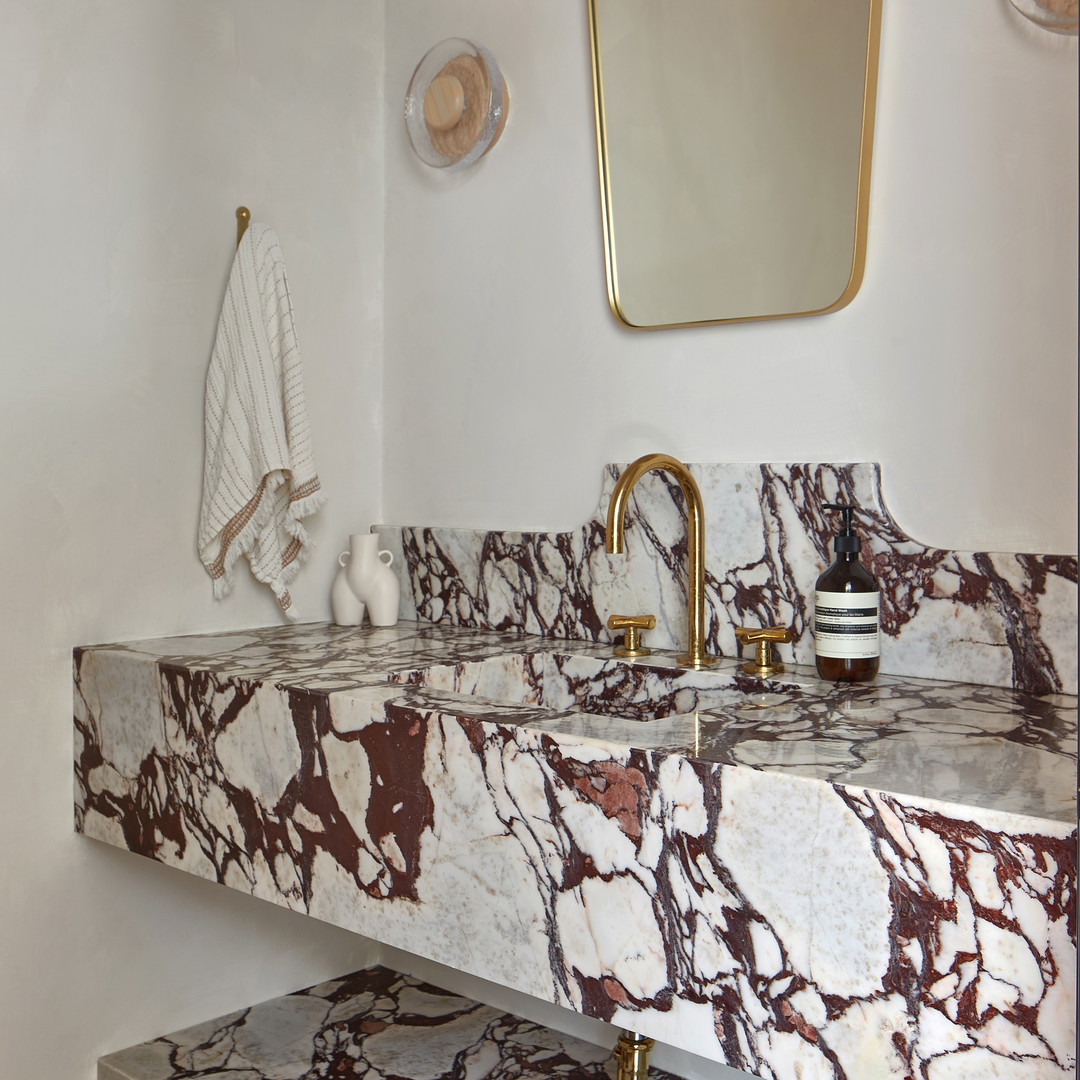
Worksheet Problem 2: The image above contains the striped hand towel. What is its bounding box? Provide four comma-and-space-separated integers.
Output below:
198, 222, 327, 619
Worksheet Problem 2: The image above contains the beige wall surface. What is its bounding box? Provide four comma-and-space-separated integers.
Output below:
0, 1, 1075, 1078
1, 2, 384, 1076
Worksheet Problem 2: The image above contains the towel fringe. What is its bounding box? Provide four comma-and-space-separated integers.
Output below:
203, 470, 327, 618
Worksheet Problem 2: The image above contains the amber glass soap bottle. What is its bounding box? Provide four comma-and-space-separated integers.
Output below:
814, 503, 880, 682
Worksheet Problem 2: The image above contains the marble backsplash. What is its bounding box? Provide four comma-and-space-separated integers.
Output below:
376, 463, 1077, 696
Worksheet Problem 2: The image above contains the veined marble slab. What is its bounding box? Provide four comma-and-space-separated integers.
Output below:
76, 622, 1077, 1080
98, 965, 677, 1080
376, 463, 1077, 695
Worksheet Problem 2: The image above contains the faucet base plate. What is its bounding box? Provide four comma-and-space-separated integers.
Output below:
677, 654, 717, 669
614, 645, 652, 658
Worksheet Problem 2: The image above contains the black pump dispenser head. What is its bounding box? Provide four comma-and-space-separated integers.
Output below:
824, 503, 861, 554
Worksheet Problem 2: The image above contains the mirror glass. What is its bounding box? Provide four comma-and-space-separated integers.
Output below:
589, 0, 881, 329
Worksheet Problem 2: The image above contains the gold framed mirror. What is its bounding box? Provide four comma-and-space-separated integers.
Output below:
588, 0, 882, 329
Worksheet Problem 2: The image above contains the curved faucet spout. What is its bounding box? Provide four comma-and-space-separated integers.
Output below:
606, 452, 715, 668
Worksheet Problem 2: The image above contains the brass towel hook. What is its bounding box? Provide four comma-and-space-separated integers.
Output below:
235, 206, 251, 248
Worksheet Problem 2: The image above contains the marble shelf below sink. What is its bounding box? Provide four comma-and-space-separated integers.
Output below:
98, 965, 681, 1080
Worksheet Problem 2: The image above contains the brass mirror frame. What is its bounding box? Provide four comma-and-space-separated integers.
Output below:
588, 0, 883, 330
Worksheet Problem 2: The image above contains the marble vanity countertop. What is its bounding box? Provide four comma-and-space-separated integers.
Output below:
75, 621, 1077, 1080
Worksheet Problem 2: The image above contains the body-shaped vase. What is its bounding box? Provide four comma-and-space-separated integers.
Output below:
330, 555, 365, 626
338, 532, 399, 627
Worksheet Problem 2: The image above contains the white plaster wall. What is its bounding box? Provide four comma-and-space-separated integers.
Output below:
382, 1, 1078, 557
1, 1, 1075, 1078
0, 1, 384, 1075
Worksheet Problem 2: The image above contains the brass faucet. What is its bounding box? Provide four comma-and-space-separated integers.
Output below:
606, 453, 715, 669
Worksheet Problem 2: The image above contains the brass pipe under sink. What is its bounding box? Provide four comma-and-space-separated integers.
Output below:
606, 453, 715, 669
613, 1030, 654, 1079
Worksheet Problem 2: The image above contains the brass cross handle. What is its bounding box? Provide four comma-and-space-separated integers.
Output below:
608, 614, 656, 658
734, 625, 794, 677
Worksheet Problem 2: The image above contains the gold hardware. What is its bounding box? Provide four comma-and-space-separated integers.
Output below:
606, 453, 715, 669
235, 206, 251, 249
613, 1030, 654, 1080
608, 613, 656, 657
734, 625, 794, 678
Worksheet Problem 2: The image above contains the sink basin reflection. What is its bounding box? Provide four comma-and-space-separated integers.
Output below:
389, 651, 755, 722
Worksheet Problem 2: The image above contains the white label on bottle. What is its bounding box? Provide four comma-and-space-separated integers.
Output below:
814, 591, 880, 659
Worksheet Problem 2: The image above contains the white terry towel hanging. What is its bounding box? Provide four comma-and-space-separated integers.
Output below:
199, 221, 327, 619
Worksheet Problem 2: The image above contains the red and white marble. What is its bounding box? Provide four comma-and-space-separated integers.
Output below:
99, 964, 679, 1079
377, 463, 1077, 695
75, 621, 1076, 1080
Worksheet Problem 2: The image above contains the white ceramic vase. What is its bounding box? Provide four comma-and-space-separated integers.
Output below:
330, 554, 365, 626
339, 533, 400, 627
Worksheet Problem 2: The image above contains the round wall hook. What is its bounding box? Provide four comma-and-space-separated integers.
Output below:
404, 39, 509, 169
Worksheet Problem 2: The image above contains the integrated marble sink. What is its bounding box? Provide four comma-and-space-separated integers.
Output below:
388, 651, 759, 722
376, 648, 1075, 823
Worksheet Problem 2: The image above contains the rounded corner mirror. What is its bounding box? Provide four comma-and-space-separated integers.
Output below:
588, 0, 882, 329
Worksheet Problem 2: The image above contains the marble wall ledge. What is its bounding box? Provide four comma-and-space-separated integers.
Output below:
376, 463, 1077, 695
98, 964, 678, 1079
76, 622, 1077, 1080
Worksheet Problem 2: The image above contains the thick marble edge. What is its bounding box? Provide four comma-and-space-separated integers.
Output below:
74, 621, 1077, 824
76, 640, 1077, 1080
98, 964, 674, 1080
375, 463, 1078, 696
75, 623, 609, 695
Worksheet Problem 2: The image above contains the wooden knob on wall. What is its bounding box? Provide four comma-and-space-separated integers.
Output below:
424, 75, 466, 131
405, 38, 509, 169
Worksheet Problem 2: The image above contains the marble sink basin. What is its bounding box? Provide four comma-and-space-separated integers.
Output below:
388, 651, 762, 721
